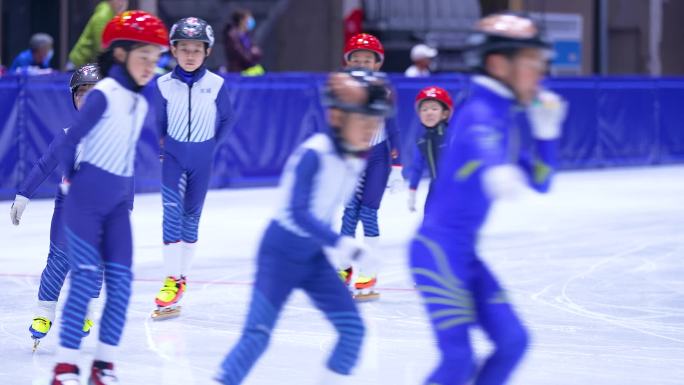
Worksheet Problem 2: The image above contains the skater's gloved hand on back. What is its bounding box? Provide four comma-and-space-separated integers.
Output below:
407, 189, 417, 212
59, 179, 70, 195
527, 89, 567, 140
387, 165, 405, 194
324, 236, 371, 269
482, 164, 528, 201
10, 194, 29, 225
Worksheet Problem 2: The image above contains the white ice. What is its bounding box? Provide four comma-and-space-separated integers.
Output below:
1, 165, 683, 385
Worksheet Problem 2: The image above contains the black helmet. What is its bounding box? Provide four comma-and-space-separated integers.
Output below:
70, 63, 101, 92
324, 68, 394, 118
69, 63, 101, 109
169, 17, 215, 48
464, 13, 550, 71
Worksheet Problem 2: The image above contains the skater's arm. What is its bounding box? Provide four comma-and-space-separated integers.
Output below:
147, 81, 168, 139
517, 138, 558, 193
58, 90, 107, 178
215, 82, 235, 142
408, 144, 425, 191
17, 133, 65, 198
289, 149, 340, 246
385, 116, 402, 166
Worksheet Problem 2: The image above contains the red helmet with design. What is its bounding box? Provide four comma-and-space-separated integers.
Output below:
415, 86, 454, 117
344, 33, 384, 63
102, 10, 169, 50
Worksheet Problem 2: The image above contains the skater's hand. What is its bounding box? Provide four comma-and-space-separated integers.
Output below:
482, 164, 528, 200
387, 165, 405, 194
59, 179, 71, 195
10, 194, 29, 225
407, 189, 417, 212
324, 236, 369, 269
527, 89, 567, 140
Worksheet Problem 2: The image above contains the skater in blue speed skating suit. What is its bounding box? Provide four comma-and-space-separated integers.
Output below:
406, 86, 455, 212
9, 64, 105, 348
50, 11, 169, 385
338, 33, 402, 300
151, 17, 234, 311
215, 69, 393, 385
409, 14, 568, 385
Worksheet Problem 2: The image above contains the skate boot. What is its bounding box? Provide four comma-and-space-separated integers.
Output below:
52, 363, 80, 385
353, 275, 379, 302
29, 316, 51, 352
151, 275, 186, 320
88, 360, 117, 385
338, 267, 353, 286
82, 319, 94, 336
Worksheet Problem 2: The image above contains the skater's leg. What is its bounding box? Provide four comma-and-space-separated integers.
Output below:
158, 155, 186, 306
340, 179, 363, 237
216, 253, 301, 385
358, 142, 390, 239
410, 235, 477, 385
472, 261, 529, 385
302, 255, 365, 375
179, 160, 211, 274
96, 201, 133, 362
31, 200, 69, 340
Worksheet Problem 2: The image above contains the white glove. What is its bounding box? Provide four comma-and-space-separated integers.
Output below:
324, 236, 369, 270
59, 179, 71, 195
407, 189, 417, 212
387, 165, 405, 194
527, 89, 568, 140
482, 164, 528, 201
10, 194, 29, 226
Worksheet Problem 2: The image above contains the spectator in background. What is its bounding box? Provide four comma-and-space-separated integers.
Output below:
68, 0, 128, 68
405, 44, 438, 77
9, 33, 54, 73
223, 9, 264, 75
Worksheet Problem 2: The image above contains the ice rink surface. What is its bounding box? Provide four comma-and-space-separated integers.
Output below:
1, 165, 683, 385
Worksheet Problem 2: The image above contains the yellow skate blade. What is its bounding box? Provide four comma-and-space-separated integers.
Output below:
353, 292, 380, 302
151, 306, 182, 321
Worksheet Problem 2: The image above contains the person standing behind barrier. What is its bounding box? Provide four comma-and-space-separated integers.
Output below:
68, 0, 129, 68
149, 17, 234, 320
9, 33, 54, 73
404, 44, 438, 77
223, 9, 264, 75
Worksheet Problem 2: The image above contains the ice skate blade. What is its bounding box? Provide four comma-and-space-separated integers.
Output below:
353, 292, 380, 302
32, 337, 40, 353
151, 305, 182, 321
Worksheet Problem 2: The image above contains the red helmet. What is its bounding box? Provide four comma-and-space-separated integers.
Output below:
415, 86, 454, 117
102, 10, 169, 50
344, 33, 384, 63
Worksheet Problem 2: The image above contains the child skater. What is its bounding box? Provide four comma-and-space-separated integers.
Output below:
151, 16, 234, 319
338, 33, 402, 301
50, 10, 168, 385
215, 68, 393, 385
409, 14, 568, 385
407, 86, 454, 212
10, 64, 103, 351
